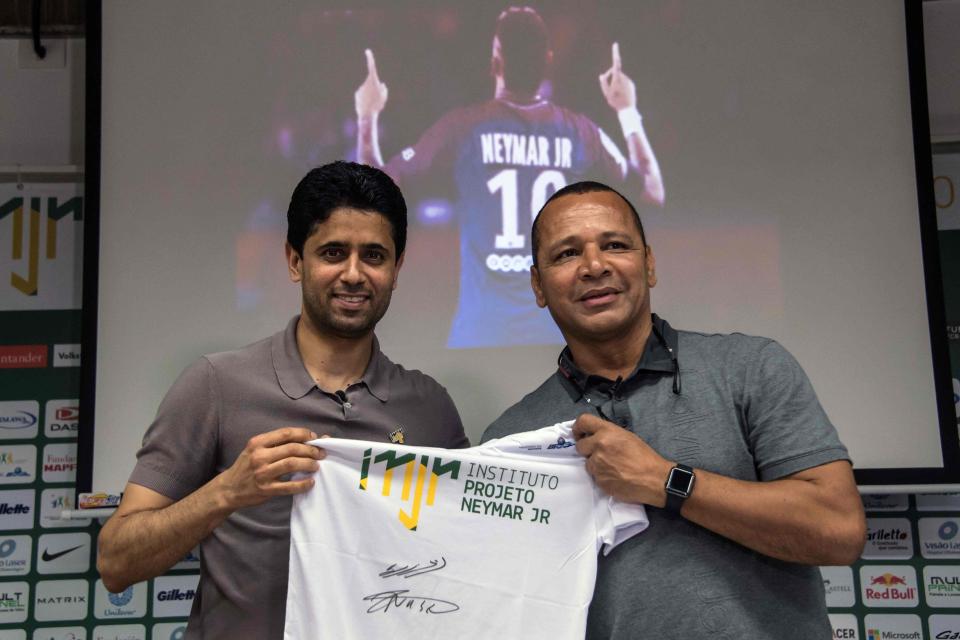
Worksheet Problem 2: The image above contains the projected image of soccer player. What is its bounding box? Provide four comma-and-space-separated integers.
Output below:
356, 6, 664, 349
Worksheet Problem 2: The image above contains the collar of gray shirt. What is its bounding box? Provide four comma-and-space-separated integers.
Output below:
272, 315, 390, 402
556, 313, 678, 400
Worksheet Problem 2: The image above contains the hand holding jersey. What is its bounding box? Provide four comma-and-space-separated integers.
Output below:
573, 413, 673, 508
215, 427, 324, 510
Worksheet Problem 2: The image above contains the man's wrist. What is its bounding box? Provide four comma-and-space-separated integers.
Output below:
617, 107, 643, 137
664, 462, 696, 513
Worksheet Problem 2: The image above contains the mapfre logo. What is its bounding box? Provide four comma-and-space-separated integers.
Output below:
0, 401, 39, 439
860, 566, 919, 607
0, 189, 83, 311
42, 443, 78, 483
359, 447, 461, 531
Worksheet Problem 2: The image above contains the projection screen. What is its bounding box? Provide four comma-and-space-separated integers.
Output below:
79, 0, 958, 497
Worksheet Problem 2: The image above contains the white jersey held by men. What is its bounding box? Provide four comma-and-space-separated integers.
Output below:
284, 422, 648, 639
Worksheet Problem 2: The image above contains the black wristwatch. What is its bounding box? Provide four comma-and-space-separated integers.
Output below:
664, 463, 696, 513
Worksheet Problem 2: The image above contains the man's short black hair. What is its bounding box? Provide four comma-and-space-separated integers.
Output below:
531, 181, 647, 266
495, 6, 550, 96
286, 161, 407, 260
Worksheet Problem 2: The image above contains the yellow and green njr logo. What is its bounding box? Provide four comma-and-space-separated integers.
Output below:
359, 448, 461, 531
1, 195, 83, 296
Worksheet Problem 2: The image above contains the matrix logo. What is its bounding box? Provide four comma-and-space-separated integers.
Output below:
359, 447, 461, 531
0, 192, 82, 303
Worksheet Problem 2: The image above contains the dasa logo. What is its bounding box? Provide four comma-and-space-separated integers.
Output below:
940, 521, 959, 541
359, 447, 460, 531
0, 194, 82, 298
0, 539, 15, 558
547, 437, 575, 450
0, 411, 36, 430
108, 586, 133, 607
55, 407, 79, 421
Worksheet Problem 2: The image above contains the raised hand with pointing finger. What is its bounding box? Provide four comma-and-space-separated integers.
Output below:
599, 42, 637, 112
355, 48, 388, 120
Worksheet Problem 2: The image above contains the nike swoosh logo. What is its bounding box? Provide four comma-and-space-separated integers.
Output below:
41, 544, 83, 562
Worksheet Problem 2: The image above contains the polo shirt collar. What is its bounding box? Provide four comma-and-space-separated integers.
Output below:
557, 313, 678, 396
273, 315, 390, 402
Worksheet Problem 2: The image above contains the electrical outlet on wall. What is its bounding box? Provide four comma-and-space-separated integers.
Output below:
18, 38, 67, 70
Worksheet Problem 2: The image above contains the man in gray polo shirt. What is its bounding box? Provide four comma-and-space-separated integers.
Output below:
483, 181, 866, 639
97, 161, 469, 638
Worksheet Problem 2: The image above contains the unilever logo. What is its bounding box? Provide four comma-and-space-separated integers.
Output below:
0, 539, 15, 559
0, 411, 37, 430
170, 626, 186, 640
940, 520, 960, 541
108, 586, 134, 607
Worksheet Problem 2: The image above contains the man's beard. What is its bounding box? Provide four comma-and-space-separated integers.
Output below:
302, 287, 393, 339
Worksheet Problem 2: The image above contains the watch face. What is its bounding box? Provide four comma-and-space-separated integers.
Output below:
666, 467, 694, 495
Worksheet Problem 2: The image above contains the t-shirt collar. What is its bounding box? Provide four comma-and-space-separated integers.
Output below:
556, 313, 678, 397
273, 315, 390, 402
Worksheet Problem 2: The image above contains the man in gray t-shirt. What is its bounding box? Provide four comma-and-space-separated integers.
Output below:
97, 162, 468, 639
483, 181, 866, 639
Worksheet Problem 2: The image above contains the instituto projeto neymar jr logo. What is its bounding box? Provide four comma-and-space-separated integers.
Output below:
0, 190, 83, 309
359, 447, 460, 531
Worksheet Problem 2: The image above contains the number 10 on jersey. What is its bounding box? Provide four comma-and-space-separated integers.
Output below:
488, 169, 567, 250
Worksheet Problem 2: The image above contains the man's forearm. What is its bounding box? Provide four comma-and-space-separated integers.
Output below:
679, 463, 866, 565
97, 478, 232, 592
623, 129, 664, 206
357, 115, 384, 167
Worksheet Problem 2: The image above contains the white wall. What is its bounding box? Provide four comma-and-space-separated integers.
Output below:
925, 0, 960, 141
0, 38, 85, 166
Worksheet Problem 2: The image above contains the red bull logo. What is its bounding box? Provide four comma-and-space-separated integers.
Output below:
864, 570, 917, 604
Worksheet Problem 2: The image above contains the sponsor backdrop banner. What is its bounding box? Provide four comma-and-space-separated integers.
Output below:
0, 184, 192, 639
1, 157, 959, 637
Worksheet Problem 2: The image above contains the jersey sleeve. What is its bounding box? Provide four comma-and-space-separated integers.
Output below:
742, 341, 850, 481
576, 114, 628, 184
593, 491, 649, 556
127, 356, 221, 500
383, 110, 462, 188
